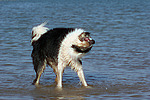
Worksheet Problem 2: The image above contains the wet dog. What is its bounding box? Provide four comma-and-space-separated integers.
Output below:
31, 22, 95, 88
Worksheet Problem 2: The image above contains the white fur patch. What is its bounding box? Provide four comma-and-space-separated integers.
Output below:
58, 29, 85, 67
31, 22, 49, 43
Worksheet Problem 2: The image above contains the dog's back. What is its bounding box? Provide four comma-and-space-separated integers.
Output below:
31, 28, 75, 65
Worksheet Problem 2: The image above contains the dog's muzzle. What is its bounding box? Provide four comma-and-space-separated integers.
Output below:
89, 39, 95, 45
72, 39, 95, 53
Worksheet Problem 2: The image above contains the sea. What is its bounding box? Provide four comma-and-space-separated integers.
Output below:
0, 0, 150, 99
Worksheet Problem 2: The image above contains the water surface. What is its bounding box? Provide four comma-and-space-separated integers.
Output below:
0, 0, 150, 99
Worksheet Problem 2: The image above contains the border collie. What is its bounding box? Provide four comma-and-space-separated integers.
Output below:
31, 22, 95, 88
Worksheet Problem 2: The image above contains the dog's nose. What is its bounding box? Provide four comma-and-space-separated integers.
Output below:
90, 40, 95, 45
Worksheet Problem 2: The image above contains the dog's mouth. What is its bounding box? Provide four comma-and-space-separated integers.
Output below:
71, 44, 93, 53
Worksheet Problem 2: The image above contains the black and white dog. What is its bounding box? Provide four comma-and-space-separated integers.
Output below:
31, 22, 95, 88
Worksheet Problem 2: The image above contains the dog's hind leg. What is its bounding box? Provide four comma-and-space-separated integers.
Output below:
46, 61, 59, 86
32, 59, 46, 85
33, 66, 46, 85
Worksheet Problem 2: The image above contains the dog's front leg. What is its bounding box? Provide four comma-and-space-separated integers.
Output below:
56, 62, 65, 88
72, 61, 88, 87
56, 69, 63, 88
77, 68, 88, 87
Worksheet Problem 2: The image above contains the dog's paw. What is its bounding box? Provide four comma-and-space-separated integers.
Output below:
85, 85, 92, 89
55, 86, 63, 91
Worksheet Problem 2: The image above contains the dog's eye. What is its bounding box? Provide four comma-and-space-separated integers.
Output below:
85, 34, 89, 37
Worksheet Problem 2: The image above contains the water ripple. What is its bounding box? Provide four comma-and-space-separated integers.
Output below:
0, 0, 150, 99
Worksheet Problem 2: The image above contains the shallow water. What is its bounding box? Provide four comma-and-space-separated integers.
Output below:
0, 0, 150, 99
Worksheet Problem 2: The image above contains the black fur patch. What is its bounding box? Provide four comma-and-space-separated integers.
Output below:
71, 45, 92, 53
31, 28, 75, 72
78, 59, 82, 65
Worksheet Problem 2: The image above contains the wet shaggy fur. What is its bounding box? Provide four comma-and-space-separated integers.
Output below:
32, 28, 74, 72
31, 23, 95, 88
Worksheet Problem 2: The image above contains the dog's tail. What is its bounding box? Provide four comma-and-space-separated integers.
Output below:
31, 21, 49, 44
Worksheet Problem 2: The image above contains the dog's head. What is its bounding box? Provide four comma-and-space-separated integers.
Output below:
72, 32, 95, 53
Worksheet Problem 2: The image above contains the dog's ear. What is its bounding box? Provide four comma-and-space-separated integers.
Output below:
78, 32, 90, 42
